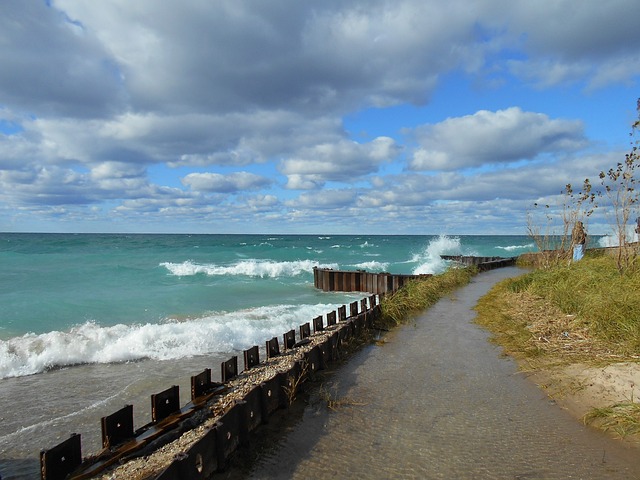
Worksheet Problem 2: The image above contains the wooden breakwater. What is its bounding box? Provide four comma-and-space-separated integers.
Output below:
39, 259, 519, 480
313, 256, 516, 294
38, 295, 381, 480
313, 267, 431, 294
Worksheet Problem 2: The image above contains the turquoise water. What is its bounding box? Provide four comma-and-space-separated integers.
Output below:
0, 233, 535, 379
0, 233, 537, 479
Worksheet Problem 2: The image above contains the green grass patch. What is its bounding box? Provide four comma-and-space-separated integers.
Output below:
376, 266, 477, 330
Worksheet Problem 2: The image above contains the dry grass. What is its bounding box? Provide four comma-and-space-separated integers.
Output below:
584, 403, 640, 439
475, 255, 640, 440
283, 360, 309, 405
317, 383, 367, 412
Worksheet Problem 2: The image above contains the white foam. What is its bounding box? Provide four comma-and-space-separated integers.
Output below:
598, 231, 639, 247
0, 302, 353, 379
496, 243, 535, 252
411, 235, 462, 275
352, 261, 389, 271
161, 259, 339, 278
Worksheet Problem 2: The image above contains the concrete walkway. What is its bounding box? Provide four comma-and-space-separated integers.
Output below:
229, 267, 640, 479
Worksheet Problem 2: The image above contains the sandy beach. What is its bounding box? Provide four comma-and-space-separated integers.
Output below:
529, 362, 640, 441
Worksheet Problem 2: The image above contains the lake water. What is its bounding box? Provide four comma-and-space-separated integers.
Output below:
0, 233, 539, 479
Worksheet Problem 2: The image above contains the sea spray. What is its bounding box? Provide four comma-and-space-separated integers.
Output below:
351, 261, 390, 271
161, 259, 339, 278
411, 235, 462, 274
598, 230, 639, 247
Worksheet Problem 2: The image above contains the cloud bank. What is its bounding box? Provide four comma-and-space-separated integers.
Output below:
0, 0, 638, 233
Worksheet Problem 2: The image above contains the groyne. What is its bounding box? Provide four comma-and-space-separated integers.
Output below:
313, 266, 431, 294
313, 256, 516, 294
39, 295, 381, 480
38, 257, 517, 480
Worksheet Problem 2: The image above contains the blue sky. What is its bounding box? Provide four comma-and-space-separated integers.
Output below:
1, 0, 639, 235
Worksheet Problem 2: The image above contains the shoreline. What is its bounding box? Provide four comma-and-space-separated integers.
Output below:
87, 306, 376, 480
475, 253, 640, 447
216, 266, 640, 479
31, 257, 640, 479
526, 362, 640, 444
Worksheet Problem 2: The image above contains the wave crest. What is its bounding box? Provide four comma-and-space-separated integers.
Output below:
496, 243, 535, 252
0, 302, 352, 379
352, 261, 389, 272
161, 259, 339, 278
411, 235, 462, 274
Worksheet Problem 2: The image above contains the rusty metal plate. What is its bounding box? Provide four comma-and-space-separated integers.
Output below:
329, 332, 340, 360
215, 402, 244, 469
327, 310, 337, 327
242, 385, 263, 433
155, 426, 218, 480
360, 298, 368, 312
40, 433, 82, 480
369, 294, 377, 307
313, 315, 324, 333
299, 322, 311, 339
283, 329, 296, 350
191, 369, 212, 400
260, 374, 281, 417
317, 338, 331, 368
221, 356, 238, 382
243, 346, 260, 371
350, 301, 359, 318
152, 385, 180, 423
338, 323, 351, 342
304, 345, 322, 374
266, 337, 280, 359
101, 404, 134, 449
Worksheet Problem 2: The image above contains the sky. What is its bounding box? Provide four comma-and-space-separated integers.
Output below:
1, 0, 639, 235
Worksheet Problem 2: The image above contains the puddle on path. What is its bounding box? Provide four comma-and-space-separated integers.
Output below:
229, 267, 640, 479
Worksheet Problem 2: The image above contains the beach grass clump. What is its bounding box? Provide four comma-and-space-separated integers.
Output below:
476, 254, 640, 360
474, 280, 546, 360
510, 256, 640, 355
377, 266, 476, 329
583, 402, 640, 438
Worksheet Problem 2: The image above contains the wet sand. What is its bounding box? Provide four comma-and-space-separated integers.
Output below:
229, 267, 640, 479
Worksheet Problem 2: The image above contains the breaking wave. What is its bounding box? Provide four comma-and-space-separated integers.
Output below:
0, 302, 348, 379
411, 235, 462, 274
161, 259, 339, 278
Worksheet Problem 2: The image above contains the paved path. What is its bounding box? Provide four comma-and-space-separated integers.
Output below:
231, 267, 640, 479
